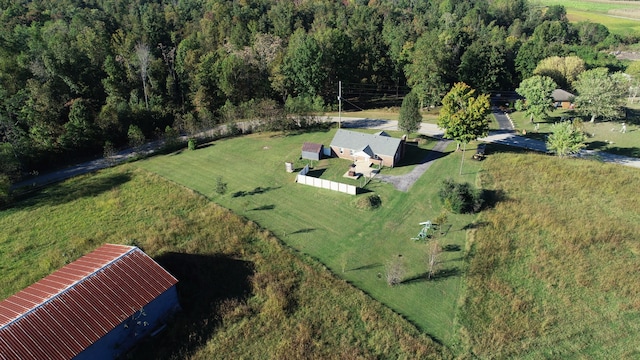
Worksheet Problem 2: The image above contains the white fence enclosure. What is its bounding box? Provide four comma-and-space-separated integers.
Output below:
296, 165, 357, 195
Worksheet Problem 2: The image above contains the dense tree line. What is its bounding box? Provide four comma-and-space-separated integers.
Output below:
0, 0, 634, 187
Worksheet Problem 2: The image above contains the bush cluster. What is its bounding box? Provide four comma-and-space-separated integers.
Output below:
438, 178, 483, 214
355, 194, 382, 210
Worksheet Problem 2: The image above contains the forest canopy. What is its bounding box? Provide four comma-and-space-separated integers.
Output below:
0, 0, 633, 182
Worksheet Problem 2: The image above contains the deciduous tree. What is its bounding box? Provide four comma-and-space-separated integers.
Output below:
573, 68, 627, 122
515, 75, 557, 123
438, 82, 491, 174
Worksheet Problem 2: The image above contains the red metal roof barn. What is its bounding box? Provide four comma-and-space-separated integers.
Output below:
0, 244, 180, 360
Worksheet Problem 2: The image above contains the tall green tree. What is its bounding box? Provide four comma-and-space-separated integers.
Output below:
573, 68, 627, 122
515, 75, 557, 123
398, 90, 422, 135
281, 29, 326, 98
546, 120, 585, 157
438, 82, 491, 174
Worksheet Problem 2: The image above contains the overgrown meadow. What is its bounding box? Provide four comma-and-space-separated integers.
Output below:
461, 151, 640, 358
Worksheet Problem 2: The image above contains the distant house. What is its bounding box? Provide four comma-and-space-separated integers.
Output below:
0, 244, 180, 360
329, 129, 405, 167
301, 142, 323, 161
552, 89, 575, 109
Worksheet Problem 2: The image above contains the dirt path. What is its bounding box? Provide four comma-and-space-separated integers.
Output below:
375, 138, 452, 192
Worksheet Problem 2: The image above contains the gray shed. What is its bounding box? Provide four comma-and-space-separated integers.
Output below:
301, 142, 323, 161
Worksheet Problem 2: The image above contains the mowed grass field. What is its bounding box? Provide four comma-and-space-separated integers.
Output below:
137, 128, 482, 345
461, 151, 640, 358
538, 0, 640, 35
0, 166, 446, 359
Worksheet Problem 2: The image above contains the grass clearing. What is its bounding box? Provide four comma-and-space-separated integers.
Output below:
508, 108, 640, 157
137, 128, 483, 345
460, 151, 640, 358
0, 166, 446, 359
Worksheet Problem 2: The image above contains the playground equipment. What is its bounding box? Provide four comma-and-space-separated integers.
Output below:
411, 221, 433, 241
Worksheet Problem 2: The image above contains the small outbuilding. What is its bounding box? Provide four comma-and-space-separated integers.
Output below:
551, 89, 575, 109
301, 142, 323, 161
0, 244, 180, 360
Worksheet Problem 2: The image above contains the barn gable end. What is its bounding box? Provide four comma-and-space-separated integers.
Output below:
0, 244, 179, 360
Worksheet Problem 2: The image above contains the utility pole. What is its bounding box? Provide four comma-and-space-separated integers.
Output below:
338, 81, 342, 128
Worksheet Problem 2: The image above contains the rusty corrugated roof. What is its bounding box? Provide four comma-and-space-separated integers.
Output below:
302, 142, 323, 153
0, 244, 178, 360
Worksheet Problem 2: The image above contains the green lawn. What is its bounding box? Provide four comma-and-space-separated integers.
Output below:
137, 128, 483, 345
508, 108, 640, 157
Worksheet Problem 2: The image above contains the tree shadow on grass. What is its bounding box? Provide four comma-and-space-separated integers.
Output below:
351, 263, 382, 271
232, 186, 281, 198
401, 267, 461, 284
131, 252, 254, 359
251, 204, 275, 211
8, 172, 132, 210
442, 244, 461, 252
290, 228, 315, 235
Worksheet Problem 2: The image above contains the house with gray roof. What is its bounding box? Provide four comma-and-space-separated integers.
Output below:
329, 129, 405, 167
551, 89, 575, 109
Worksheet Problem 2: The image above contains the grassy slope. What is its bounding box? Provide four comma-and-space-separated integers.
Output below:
0, 166, 446, 359
137, 128, 483, 345
460, 151, 640, 358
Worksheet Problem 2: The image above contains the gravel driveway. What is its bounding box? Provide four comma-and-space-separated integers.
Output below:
375, 138, 451, 192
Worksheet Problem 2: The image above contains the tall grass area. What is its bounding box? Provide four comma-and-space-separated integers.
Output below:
137, 129, 482, 345
0, 166, 446, 359
460, 152, 640, 358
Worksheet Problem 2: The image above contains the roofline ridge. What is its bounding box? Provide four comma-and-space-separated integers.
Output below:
0, 245, 137, 331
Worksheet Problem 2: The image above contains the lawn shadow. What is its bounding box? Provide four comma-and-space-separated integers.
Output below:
341, 118, 392, 129
251, 204, 275, 211
461, 221, 489, 231
131, 252, 254, 359
8, 172, 132, 210
600, 146, 640, 158
397, 140, 450, 167
482, 189, 508, 210
232, 186, 281, 198
442, 244, 461, 252
401, 267, 461, 284
306, 168, 327, 177
351, 263, 382, 271
290, 228, 315, 235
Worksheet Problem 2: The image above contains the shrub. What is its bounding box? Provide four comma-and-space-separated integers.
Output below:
355, 194, 382, 210
438, 178, 483, 214
188, 138, 196, 151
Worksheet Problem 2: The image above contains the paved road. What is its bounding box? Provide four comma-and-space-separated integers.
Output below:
10, 113, 640, 191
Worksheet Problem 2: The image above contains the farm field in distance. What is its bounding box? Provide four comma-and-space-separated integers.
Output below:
538, 0, 640, 35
